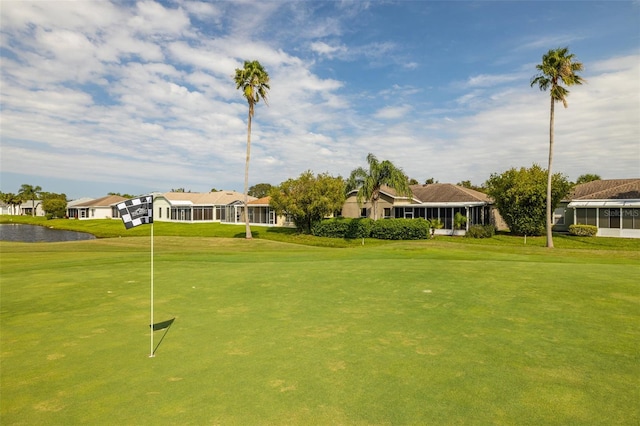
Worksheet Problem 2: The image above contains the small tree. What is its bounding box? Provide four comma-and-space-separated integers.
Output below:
429, 218, 443, 238
270, 171, 345, 234
485, 164, 571, 236
453, 212, 467, 233
42, 193, 68, 219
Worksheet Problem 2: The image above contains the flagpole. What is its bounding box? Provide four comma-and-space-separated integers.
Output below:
150, 220, 154, 357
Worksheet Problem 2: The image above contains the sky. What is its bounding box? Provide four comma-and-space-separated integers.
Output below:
1, 1, 639, 200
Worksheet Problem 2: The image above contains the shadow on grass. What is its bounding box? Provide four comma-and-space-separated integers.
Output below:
150, 318, 175, 355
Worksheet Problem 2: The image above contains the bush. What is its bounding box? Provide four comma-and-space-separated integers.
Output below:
312, 218, 373, 239
569, 224, 597, 237
465, 224, 495, 238
312, 218, 431, 240
370, 218, 430, 240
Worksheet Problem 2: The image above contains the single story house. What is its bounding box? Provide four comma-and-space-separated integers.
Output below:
553, 179, 640, 238
0, 202, 21, 215
153, 192, 293, 227
67, 195, 127, 219
342, 183, 503, 235
17, 200, 45, 216
220, 196, 294, 227
153, 191, 250, 223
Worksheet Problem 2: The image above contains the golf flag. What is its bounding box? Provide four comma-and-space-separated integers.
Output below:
117, 196, 153, 229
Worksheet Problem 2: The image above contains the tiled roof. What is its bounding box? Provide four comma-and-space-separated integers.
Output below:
248, 196, 271, 205
569, 179, 640, 200
409, 183, 491, 203
74, 195, 127, 207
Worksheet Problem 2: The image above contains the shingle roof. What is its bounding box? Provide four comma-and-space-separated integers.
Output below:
569, 179, 640, 200
74, 195, 127, 207
248, 196, 270, 205
409, 183, 491, 203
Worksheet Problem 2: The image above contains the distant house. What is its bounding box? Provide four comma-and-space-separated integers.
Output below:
153, 192, 294, 227
67, 195, 127, 219
153, 191, 249, 222
0, 202, 20, 215
554, 179, 640, 238
220, 196, 294, 227
342, 183, 502, 235
19, 200, 44, 217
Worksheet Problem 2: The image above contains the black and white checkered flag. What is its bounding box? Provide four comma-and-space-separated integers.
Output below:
117, 196, 153, 229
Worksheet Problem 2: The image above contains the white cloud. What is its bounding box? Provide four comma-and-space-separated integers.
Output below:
310, 41, 348, 59
374, 105, 412, 120
0, 1, 637, 197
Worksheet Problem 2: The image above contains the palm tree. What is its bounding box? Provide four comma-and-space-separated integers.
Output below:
531, 47, 584, 248
234, 60, 270, 239
346, 153, 412, 220
18, 184, 42, 216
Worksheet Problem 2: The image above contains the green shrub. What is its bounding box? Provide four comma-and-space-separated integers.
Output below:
370, 218, 430, 240
312, 218, 373, 239
313, 218, 430, 240
465, 224, 496, 238
569, 224, 597, 237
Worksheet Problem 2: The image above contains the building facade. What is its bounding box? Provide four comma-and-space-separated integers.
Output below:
554, 179, 640, 238
342, 183, 501, 235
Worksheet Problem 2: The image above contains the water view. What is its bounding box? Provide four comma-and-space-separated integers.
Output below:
0, 224, 96, 243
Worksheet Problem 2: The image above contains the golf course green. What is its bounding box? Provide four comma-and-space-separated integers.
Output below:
1, 222, 638, 424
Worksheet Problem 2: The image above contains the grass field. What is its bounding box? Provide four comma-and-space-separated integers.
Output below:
1, 222, 639, 424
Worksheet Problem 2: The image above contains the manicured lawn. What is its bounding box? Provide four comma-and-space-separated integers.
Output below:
1, 235, 638, 424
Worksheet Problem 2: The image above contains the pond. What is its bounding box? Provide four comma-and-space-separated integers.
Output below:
0, 223, 96, 243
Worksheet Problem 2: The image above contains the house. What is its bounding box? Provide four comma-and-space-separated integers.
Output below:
153, 192, 294, 227
554, 179, 640, 238
342, 183, 502, 235
153, 191, 249, 222
19, 200, 44, 216
67, 195, 127, 219
219, 196, 294, 227
0, 202, 19, 215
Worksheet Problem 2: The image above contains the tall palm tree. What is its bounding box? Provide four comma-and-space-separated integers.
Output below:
234, 60, 270, 239
346, 153, 412, 220
531, 47, 584, 248
18, 184, 42, 216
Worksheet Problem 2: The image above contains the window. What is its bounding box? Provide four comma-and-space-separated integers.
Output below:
360, 208, 367, 218
576, 208, 596, 226
622, 208, 640, 229
383, 208, 391, 218
158, 208, 161, 219
599, 208, 621, 229
442, 208, 452, 229
553, 208, 564, 225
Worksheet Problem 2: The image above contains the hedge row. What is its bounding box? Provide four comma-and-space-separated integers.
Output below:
312, 218, 433, 240
465, 224, 496, 239
569, 224, 598, 237
370, 218, 430, 240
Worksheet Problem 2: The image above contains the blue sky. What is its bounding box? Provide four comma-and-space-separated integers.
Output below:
1, 1, 638, 199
